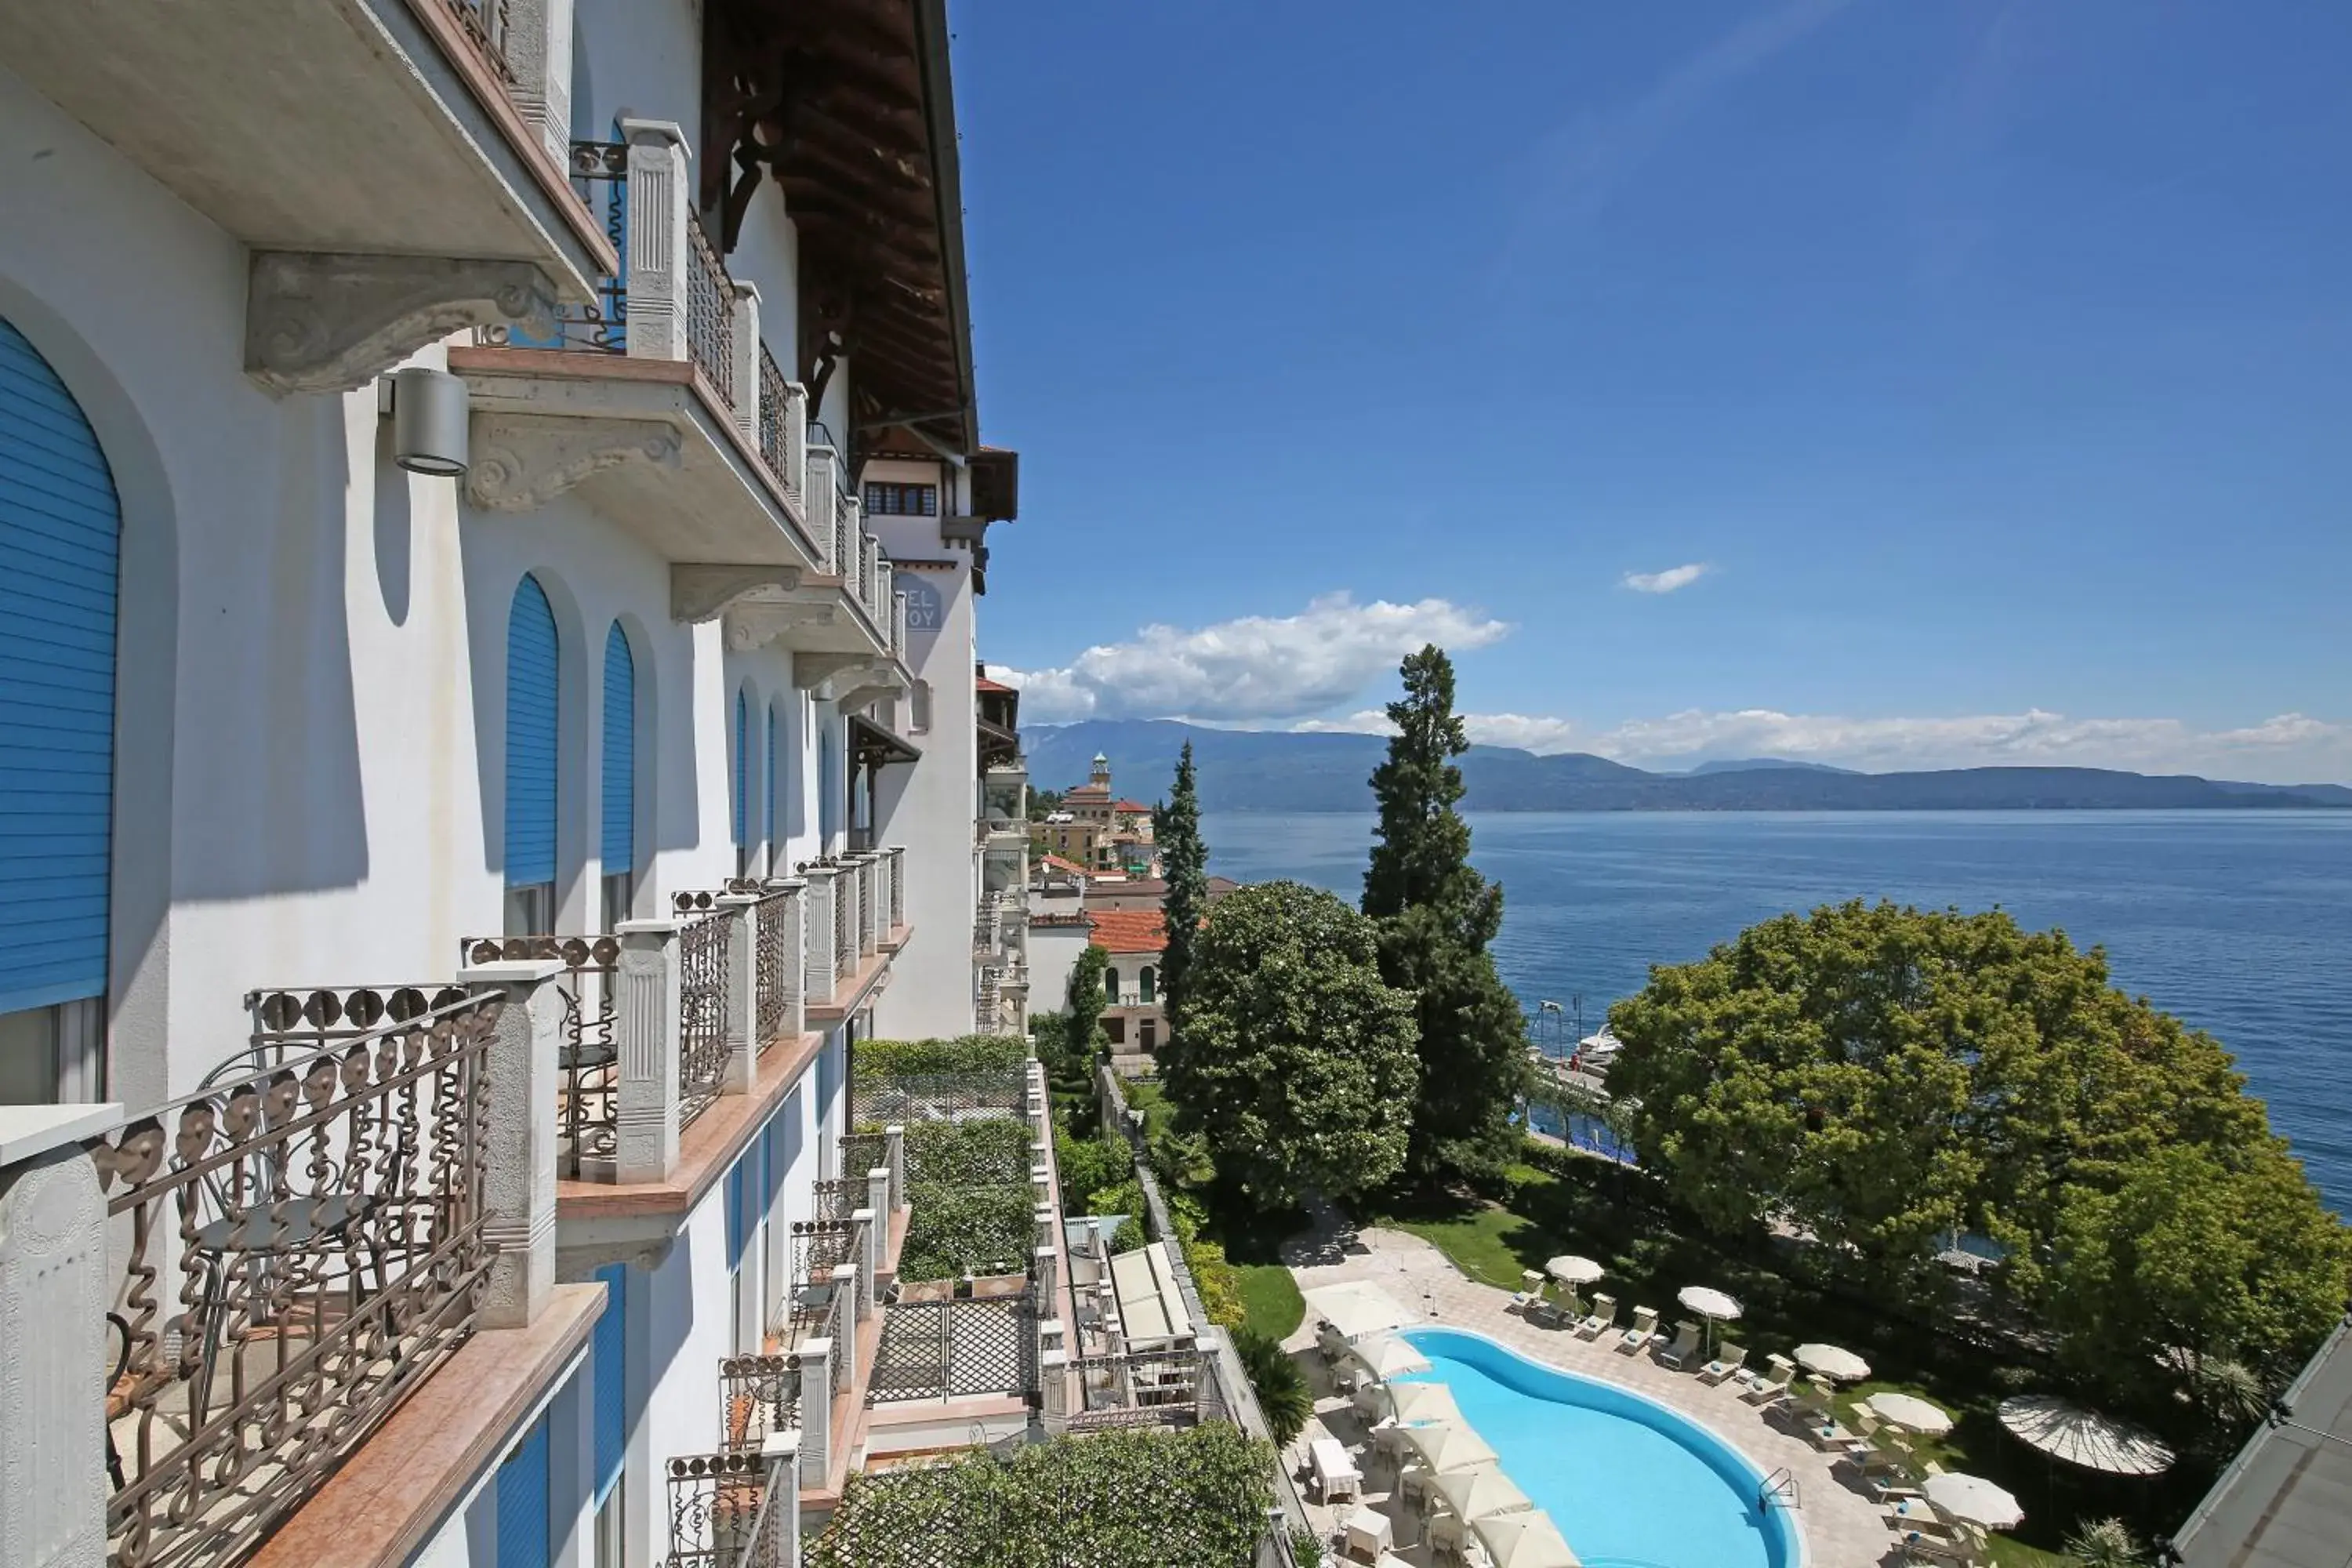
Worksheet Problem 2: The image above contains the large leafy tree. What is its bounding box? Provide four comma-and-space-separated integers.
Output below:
1153, 742, 1208, 1056
1362, 644, 1528, 1185
1164, 880, 1418, 1207
1609, 900, 2348, 1381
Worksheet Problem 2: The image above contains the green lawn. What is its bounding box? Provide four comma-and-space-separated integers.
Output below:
1235, 1263, 1305, 1341
1361, 1156, 2202, 1563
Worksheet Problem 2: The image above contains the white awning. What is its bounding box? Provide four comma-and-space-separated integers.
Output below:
1109, 1240, 1196, 1348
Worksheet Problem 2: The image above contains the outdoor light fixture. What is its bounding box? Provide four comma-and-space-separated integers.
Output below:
378, 367, 470, 477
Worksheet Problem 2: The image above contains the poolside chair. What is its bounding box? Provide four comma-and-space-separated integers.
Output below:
1528, 1294, 1568, 1330
1657, 1320, 1704, 1368
1573, 1294, 1616, 1339
1616, 1305, 1661, 1353
1699, 1342, 1748, 1384
1740, 1361, 1795, 1405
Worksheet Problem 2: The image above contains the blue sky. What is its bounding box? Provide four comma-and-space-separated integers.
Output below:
953, 2, 2352, 781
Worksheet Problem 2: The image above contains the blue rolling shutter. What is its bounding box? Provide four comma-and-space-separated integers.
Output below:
818, 723, 840, 843
505, 577, 559, 887
764, 704, 778, 849
601, 624, 633, 876
495, 1414, 551, 1568
591, 1263, 627, 1503
725, 1148, 755, 1269
732, 689, 749, 851
0, 318, 120, 1016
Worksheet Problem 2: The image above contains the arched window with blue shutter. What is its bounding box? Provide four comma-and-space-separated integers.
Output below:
732, 688, 750, 877
763, 702, 778, 872
0, 316, 121, 1104
590, 1262, 628, 1507
818, 720, 841, 849
600, 623, 634, 926
504, 575, 560, 935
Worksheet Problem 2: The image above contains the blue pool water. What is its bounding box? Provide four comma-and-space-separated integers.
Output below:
1396, 1327, 1801, 1568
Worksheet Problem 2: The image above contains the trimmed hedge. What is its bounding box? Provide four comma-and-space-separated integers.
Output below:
855, 1035, 1030, 1083
899, 1183, 1036, 1283
808, 1424, 1276, 1568
906, 1118, 1032, 1191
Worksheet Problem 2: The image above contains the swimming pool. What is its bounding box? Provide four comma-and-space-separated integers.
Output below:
1396, 1327, 1804, 1568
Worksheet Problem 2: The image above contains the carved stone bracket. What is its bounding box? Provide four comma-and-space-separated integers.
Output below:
790, 652, 870, 691
724, 603, 837, 653
815, 660, 906, 707
245, 251, 560, 395
671, 564, 805, 624
556, 1234, 676, 1276
466, 414, 684, 511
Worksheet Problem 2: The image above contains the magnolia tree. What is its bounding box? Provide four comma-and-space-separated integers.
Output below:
1163, 880, 1420, 1208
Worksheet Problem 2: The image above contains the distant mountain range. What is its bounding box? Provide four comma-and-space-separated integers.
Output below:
1023, 720, 2352, 814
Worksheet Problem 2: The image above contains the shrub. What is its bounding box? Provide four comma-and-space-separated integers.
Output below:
809, 1424, 1276, 1568
1054, 1124, 1129, 1217
1186, 1236, 1247, 1331
905, 1117, 1030, 1190
1234, 1327, 1312, 1446
855, 1034, 1030, 1082
899, 1183, 1036, 1283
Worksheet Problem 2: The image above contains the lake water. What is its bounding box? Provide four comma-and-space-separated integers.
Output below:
1200, 810, 2352, 1210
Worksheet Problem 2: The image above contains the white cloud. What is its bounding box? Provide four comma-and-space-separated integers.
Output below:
1464, 713, 1583, 753
992, 594, 1509, 724
1290, 710, 1395, 738
1622, 562, 1710, 595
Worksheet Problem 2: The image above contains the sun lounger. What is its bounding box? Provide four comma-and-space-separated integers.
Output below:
1573, 1294, 1616, 1339
1616, 1305, 1660, 1353
1700, 1343, 1748, 1384
1740, 1362, 1795, 1404
1657, 1321, 1704, 1368
1529, 1297, 1569, 1330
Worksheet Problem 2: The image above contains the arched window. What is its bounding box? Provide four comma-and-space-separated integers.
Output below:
0, 317, 119, 1103
733, 688, 751, 877
601, 622, 635, 927
1103, 967, 1120, 1005
818, 720, 841, 849
1140, 966, 1156, 1004
504, 575, 561, 935
764, 701, 783, 874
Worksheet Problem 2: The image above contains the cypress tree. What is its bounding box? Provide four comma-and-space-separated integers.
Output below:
1363, 644, 1530, 1185
1155, 742, 1208, 1044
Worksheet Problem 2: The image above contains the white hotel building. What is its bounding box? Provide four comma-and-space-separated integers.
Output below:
0, 2, 1058, 1566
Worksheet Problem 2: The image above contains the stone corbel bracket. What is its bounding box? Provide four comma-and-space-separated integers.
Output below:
724, 603, 837, 653
790, 652, 873, 693
466, 413, 684, 511
671, 564, 806, 624
816, 660, 907, 710
246, 251, 561, 395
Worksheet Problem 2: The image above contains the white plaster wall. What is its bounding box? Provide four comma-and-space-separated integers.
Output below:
569, 0, 699, 145
401, 1349, 594, 1568
1026, 927, 1087, 1025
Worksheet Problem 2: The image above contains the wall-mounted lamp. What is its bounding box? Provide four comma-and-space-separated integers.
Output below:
376, 367, 470, 477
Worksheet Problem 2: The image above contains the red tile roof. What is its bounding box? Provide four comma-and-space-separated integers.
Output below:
1111, 799, 1152, 814
1039, 853, 1090, 875
975, 677, 1016, 695
1087, 909, 1167, 954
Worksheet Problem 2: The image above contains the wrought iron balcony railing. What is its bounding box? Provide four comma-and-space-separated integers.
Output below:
96, 984, 503, 1568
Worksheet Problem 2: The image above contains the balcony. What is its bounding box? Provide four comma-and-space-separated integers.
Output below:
1, 0, 618, 391
800, 848, 909, 1028
448, 125, 909, 677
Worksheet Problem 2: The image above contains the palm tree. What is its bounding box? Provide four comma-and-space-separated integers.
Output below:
1235, 1328, 1312, 1446
2063, 1516, 2147, 1568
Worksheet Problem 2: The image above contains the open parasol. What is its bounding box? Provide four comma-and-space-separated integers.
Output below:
1305, 1280, 1415, 1342
1861, 1391, 1955, 1436
1794, 1342, 1872, 1384
1999, 1394, 2175, 1475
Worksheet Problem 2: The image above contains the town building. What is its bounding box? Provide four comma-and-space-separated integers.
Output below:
0, 3, 1145, 1566
1030, 753, 1156, 874
1087, 909, 1168, 1065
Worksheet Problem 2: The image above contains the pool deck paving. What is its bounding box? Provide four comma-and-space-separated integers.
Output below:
1280, 1221, 1912, 1568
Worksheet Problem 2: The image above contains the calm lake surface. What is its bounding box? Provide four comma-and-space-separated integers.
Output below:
1200, 810, 2352, 1210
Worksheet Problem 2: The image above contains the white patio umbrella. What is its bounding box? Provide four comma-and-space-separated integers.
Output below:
1862, 1391, 1955, 1436
1432, 1464, 1533, 1523
1920, 1471, 2026, 1530
1305, 1280, 1415, 1342
1473, 1510, 1581, 1568
1998, 1394, 2176, 1475
1545, 1254, 1605, 1286
1677, 1285, 1742, 1352
1795, 1342, 1872, 1384
1403, 1420, 1499, 1475
1345, 1332, 1432, 1382
1374, 1380, 1461, 1427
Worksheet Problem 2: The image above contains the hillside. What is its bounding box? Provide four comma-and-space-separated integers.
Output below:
1023, 720, 2352, 814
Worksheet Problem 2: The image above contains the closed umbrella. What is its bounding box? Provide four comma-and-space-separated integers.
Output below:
1432, 1465, 1532, 1522
1345, 1333, 1432, 1382
1545, 1254, 1605, 1286
1921, 1471, 2026, 1530
1305, 1281, 1414, 1342
1999, 1395, 2175, 1475
1795, 1342, 1872, 1384
1862, 1392, 1955, 1436
1403, 1420, 1499, 1474
1678, 1285, 1742, 1352
1473, 1510, 1581, 1568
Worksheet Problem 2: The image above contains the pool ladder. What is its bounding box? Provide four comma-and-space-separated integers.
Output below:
1760, 1467, 1800, 1511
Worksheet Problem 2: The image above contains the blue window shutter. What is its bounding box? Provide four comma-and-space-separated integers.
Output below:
733, 690, 749, 849
504, 576, 560, 887
495, 1414, 551, 1568
601, 624, 633, 876
0, 318, 120, 1017
764, 704, 778, 847
591, 1263, 627, 1501
818, 724, 840, 841
725, 1150, 754, 1269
